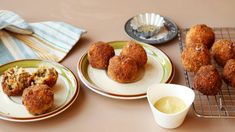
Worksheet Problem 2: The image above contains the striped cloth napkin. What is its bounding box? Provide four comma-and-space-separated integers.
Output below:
0, 10, 86, 64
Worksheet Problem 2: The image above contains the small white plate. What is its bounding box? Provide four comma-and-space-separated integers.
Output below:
77, 41, 174, 100
0, 59, 79, 122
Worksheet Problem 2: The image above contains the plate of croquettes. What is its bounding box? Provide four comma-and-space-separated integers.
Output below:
78, 41, 174, 99
0, 59, 79, 122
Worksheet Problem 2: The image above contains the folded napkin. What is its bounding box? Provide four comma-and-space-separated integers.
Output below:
0, 10, 86, 64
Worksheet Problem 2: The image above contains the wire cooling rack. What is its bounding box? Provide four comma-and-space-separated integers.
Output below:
178, 27, 235, 118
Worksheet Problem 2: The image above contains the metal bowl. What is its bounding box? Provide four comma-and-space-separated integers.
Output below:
130, 13, 165, 38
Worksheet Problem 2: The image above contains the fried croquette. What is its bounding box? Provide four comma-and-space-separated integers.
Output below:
107, 56, 138, 83
22, 84, 54, 115
120, 41, 147, 67
181, 43, 211, 72
194, 65, 222, 95
1, 66, 32, 96
211, 39, 235, 66
185, 24, 215, 49
32, 66, 58, 87
223, 59, 235, 87
88, 41, 115, 69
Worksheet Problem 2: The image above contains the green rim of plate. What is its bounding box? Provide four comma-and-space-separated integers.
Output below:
78, 41, 174, 98
0, 59, 79, 122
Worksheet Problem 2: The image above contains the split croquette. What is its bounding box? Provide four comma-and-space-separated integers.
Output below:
181, 43, 211, 72
194, 65, 222, 95
185, 24, 215, 49
88, 41, 115, 69
107, 56, 138, 83
223, 59, 235, 87
1, 66, 32, 96
22, 84, 54, 115
211, 39, 235, 66
120, 41, 147, 67
32, 66, 58, 87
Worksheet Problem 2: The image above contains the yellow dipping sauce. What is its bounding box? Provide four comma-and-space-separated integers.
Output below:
154, 96, 186, 114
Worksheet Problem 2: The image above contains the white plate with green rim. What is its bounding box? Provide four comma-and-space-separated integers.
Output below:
77, 41, 174, 100
0, 59, 79, 122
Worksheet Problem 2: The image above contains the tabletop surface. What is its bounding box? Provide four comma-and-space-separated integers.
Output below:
0, 0, 235, 132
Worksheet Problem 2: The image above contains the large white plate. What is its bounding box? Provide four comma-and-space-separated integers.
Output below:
77, 41, 174, 100
0, 59, 79, 122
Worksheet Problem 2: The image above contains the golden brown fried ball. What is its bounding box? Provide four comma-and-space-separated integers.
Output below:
120, 41, 147, 67
107, 56, 138, 83
194, 65, 222, 95
185, 24, 215, 49
22, 84, 54, 115
211, 39, 235, 66
181, 43, 211, 72
32, 66, 58, 87
223, 59, 235, 87
88, 41, 115, 69
1, 67, 32, 96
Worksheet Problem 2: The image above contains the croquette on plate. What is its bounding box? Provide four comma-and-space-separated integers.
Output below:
185, 24, 215, 49
32, 66, 58, 87
22, 84, 54, 115
88, 41, 115, 69
223, 59, 235, 87
1, 66, 32, 96
120, 41, 147, 67
212, 39, 235, 66
194, 65, 222, 95
181, 43, 211, 73
107, 55, 139, 83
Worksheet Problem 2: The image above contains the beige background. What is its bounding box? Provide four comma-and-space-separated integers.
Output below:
0, 0, 235, 131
